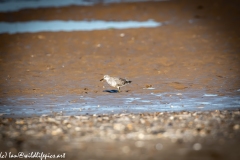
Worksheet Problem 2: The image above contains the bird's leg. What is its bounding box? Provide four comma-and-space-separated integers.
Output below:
118, 87, 120, 92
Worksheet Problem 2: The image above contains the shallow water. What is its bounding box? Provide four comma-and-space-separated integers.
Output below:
0, 20, 162, 34
0, 0, 166, 12
1, 91, 239, 117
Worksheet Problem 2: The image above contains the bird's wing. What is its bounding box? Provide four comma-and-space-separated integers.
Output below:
118, 78, 129, 85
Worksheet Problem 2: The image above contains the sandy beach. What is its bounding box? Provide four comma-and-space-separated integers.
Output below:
0, 0, 240, 159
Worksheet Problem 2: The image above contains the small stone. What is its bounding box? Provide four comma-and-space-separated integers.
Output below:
16, 120, 25, 125
120, 33, 125, 37
75, 127, 81, 131
127, 123, 133, 130
67, 124, 71, 128
233, 124, 239, 130
145, 84, 152, 88
102, 117, 109, 120
193, 143, 202, 150
114, 123, 125, 131
37, 35, 45, 39
51, 128, 62, 135
138, 133, 145, 139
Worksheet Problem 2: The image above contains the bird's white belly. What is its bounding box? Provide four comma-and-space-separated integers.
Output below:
107, 80, 117, 87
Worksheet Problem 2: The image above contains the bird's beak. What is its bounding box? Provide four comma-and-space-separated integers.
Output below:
100, 78, 104, 81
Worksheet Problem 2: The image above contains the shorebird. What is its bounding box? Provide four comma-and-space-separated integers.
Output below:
100, 75, 132, 92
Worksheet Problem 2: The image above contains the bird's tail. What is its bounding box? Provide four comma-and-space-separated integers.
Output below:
127, 81, 132, 84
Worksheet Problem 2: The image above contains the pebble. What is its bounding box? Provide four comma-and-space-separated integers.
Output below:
0, 110, 239, 158
114, 123, 125, 131
51, 128, 63, 136
233, 124, 239, 130
193, 143, 202, 150
120, 33, 125, 37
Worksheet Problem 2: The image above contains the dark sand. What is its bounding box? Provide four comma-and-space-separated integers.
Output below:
0, 0, 240, 159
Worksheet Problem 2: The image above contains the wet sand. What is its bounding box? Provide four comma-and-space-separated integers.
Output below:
0, 0, 240, 159
0, 0, 240, 98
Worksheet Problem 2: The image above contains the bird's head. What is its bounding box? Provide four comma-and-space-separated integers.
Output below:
100, 75, 110, 81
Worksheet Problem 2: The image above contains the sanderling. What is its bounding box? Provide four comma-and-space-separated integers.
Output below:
100, 75, 132, 92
